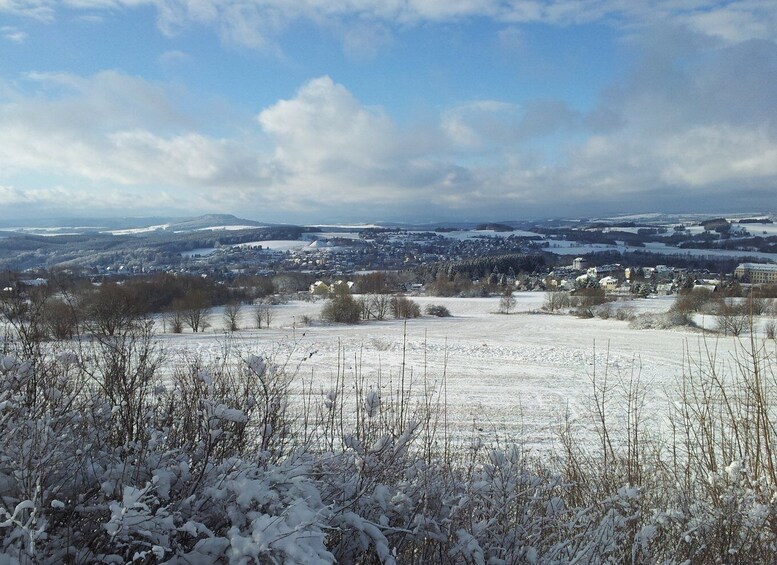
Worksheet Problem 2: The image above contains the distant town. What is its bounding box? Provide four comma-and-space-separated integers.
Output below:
2, 213, 775, 300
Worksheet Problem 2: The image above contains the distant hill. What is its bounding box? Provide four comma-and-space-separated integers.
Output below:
0, 216, 176, 230
166, 214, 268, 232
0, 214, 269, 234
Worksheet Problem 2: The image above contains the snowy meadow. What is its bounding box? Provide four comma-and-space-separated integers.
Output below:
1, 290, 777, 563
163, 294, 761, 449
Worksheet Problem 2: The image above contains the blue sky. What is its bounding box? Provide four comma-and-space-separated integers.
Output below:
1, 1, 776, 223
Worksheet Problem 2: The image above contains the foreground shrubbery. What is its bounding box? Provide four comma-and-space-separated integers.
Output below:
2, 306, 777, 562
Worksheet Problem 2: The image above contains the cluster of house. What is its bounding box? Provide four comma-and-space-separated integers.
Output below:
309, 280, 355, 295
544, 258, 676, 294
305, 261, 777, 299
542, 259, 777, 295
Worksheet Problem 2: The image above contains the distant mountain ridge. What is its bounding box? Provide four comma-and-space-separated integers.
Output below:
0, 214, 269, 232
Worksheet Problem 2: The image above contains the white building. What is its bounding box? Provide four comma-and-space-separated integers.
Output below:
734, 263, 777, 284
599, 276, 619, 291
572, 257, 588, 270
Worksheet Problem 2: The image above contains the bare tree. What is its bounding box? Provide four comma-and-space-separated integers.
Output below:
224, 301, 242, 332
255, 304, 273, 329
43, 298, 80, 340
262, 305, 273, 328
83, 283, 143, 337
0, 284, 49, 358
166, 309, 184, 333
716, 301, 750, 336
543, 291, 570, 312
745, 293, 771, 316
499, 290, 516, 315
358, 296, 372, 321
174, 290, 211, 333
370, 294, 392, 320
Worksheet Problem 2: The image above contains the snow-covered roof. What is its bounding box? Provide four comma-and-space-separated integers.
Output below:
736, 263, 777, 272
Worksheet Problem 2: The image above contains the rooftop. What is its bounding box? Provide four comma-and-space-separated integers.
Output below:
737, 263, 777, 272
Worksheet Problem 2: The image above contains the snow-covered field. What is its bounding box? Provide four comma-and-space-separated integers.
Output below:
237, 239, 312, 251
427, 228, 542, 239
159, 294, 772, 451
543, 238, 777, 261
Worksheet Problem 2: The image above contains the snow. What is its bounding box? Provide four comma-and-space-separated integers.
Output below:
310, 224, 383, 229
237, 240, 309, 251
416, 229, 542, 240
308, 232, 363, 240
194, 225, 259, 231
544, 239, 777, 261
181, 247, 218, 257
104, 224, 170, 235
158, 293, 758, 451
742, 222, 777, 237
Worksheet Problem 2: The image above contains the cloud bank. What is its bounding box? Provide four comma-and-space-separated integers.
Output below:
1, 1, 776, 220
5, 1, 777, 51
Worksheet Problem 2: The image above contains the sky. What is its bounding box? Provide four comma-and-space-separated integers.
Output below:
1, 1, 776, 224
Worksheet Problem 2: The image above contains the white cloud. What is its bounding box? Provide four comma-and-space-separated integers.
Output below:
0, 182, 182, 213
157, 49, 192, 67
0, 0, 55, 21
338, 22, 393, 61
658, 126, 777, 186
256, 76, 447, 206
5, 1, 777, 53
258, 76, 398, 165
1, 25, 27, 42
442, 101, 520, 148
2, 51, 777, 219
683, 2, 777, 44
0, 71, 265, 192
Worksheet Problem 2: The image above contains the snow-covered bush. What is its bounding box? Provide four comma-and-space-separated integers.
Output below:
629, 311, 695, 329
2, 302, 777, 563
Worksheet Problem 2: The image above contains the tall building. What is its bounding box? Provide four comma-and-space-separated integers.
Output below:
734, 263, 777, 284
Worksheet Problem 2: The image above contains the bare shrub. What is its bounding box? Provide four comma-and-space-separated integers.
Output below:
573, 287, 606, 318
671, 290, 715, 314
0, 286, 50, 358
629, 311, 694, 329
321, 293, 361, 324
425, 304, 451, 317
391, 296, 421, 319
223, 301, 242, 332
715, 301, 750, 336
596, 302, 613, 319
746, 294, 771, 316
615, 306, 635, 321
166, 308, 184, 333
764, 318, 776, 340
43, 298, 79, 340
357, 296, 372, 320
543, 291, 570, 312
